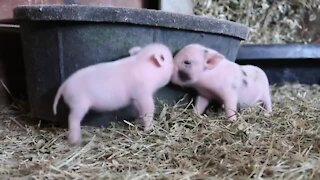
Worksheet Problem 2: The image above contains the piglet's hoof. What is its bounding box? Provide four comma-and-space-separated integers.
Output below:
227, 115, 237, 122
143, 126, 153, 132
68, 135, 82, 146
143, 122, 154, 132
263, 112, 271, 118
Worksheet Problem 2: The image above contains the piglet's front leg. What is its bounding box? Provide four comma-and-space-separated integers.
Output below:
133, 94, 155, 131
223, 95, 238, 121
195, 95, 209, 114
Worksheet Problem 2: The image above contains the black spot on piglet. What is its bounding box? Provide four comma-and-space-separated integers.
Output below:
242, 79, 248, 86
242, 70, 247, 77
160, 55, 164, 61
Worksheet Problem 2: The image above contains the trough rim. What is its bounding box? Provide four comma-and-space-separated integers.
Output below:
237, 43, 320, 60
13, 5, 249, 40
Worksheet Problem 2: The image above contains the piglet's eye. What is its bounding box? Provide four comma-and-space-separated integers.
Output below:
184, 60, 191, 65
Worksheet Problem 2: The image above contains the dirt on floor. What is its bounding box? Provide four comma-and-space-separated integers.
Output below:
0, 84, 319, 179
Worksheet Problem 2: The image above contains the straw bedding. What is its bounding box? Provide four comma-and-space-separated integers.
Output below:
0, 84, 319, 179
192, 0, 320, 44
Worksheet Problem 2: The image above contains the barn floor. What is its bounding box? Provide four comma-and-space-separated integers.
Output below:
0, 84, 319, 179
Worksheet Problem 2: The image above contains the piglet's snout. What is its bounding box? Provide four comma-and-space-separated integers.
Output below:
178, 70, 191, 82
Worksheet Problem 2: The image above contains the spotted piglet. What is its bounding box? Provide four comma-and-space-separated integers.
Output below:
53, 43, 174, 145
171, 44, 272, 120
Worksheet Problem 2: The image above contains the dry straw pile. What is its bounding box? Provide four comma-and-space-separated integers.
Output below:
193, 0, 320, 43
0, 84, 319, 179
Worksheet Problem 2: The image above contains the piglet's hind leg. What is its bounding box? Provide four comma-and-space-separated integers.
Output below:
262, 92, 272, 113
68, 104, 89, 145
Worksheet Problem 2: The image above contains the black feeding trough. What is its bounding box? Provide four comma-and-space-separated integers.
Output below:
13, 5, 249, 127
236, 43, 320, 85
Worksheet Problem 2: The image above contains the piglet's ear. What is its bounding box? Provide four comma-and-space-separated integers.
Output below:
205, 49, 224, 70
151, 53, 165, 67
129, 46, 142, 56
